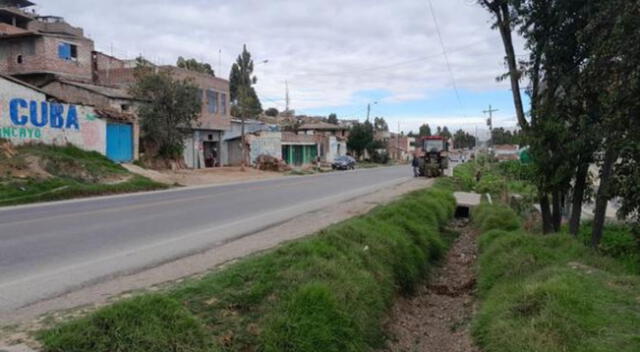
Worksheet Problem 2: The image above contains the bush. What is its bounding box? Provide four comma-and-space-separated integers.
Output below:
473, 205, 640, 352
38, 295, 211, 352
473, 204, 521, 233
571, 222, 640, 273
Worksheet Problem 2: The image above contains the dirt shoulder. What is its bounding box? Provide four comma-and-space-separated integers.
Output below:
0, 177, 433, 340
380, 219, 480, 352
122, 164, 284, 186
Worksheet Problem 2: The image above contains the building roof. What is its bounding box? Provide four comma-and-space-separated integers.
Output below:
0, 0, 35, 8
56, 79, 133, 100
0, 72, 57, 98
298, 121, 348, 131
94, 108, 135, 122
494, 144, 519, 151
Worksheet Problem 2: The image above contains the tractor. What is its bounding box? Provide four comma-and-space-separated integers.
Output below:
419, 136, 449, 177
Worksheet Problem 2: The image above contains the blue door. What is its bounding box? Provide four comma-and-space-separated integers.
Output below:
106, 123, 133, 163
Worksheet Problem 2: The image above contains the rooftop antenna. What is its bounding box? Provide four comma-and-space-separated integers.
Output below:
218, 49, 222, 76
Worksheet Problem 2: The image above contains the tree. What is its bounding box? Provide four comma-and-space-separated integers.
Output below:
229, 45, 263, 169
491, 127, 520, 145
419, 124, 432, 137
347, 121, 375, 159
438, 126, 452, 140
453, 129, 477, 150
130, 68, 202, 160
481, 0, 640, 242
373, 117, 389, 131
229, 44, 262, 118
327, 113, 339, 125
176, 57, 215, 76
479, 0, 528, 130
265, 107, 279, 117
583, 0, 640, 246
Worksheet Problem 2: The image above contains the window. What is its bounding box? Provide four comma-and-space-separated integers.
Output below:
16, 55, 23, 64
220, 93, 227, 115
58, 42, 78, 61
208, 90, 218, 113
121, 104, 130, 112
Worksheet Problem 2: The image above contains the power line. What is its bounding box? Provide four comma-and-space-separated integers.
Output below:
427, 0, 462, 108
291, 39, 488, 80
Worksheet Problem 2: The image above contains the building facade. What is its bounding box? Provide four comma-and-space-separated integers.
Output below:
0, 74, 136, 161
0, 0, 233, 167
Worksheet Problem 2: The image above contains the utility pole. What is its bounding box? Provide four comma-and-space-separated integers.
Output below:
397, 121, 401, 161
366, 101, 377, 121
285, 80, 290, 115
483, 105, 499, 147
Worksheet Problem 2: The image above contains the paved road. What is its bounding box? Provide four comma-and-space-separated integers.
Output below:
0, 166, 413, 313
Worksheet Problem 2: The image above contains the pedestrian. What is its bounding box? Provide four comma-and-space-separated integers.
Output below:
412, 155, 420, 177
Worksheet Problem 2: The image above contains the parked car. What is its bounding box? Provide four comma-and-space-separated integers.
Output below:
332, 156, 356, 170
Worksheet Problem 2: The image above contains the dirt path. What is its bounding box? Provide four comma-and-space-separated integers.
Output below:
122, 164, 284, 186
381, 220, 479, 352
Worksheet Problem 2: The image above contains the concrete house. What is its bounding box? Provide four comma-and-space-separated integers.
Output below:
165, 66, 232, 169
89, 55, 234, 168
297, 122, 348, 163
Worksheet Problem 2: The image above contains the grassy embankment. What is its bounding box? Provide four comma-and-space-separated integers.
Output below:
38, 182, 456, 351
460, 159, 640, 352
0, 142, 168, 207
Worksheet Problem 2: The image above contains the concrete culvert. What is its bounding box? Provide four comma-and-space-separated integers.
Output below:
453, 192, 481, 219
455, 206, 470, 218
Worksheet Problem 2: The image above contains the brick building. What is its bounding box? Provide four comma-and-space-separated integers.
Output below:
0, 0, 95, 85
0, 0, 233, 167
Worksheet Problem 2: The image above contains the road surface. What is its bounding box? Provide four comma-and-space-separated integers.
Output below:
0, 166, 413, 313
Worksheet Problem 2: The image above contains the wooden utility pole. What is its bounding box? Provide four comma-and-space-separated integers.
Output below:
484, 105, 499, 146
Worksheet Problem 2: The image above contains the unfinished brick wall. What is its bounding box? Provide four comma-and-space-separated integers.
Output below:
0, 35, 94, 81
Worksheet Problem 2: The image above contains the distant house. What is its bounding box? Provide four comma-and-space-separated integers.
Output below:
297, 122, 349, 163
493, 144, 520, 161
281, 132, 319, 167
223, 119, 279, 166
387, 133, 415, 161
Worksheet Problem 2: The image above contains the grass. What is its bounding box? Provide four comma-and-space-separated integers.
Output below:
472, 204, 640, 352
0, 143, 168, 206
38, 183, 456, 352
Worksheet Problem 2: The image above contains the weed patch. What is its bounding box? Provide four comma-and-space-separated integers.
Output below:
0, 143, 167, 206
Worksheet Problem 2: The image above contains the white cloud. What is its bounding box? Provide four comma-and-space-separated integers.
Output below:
36, 0, 521, 112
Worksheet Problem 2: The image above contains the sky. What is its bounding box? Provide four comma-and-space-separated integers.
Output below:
37, 0, 528, 136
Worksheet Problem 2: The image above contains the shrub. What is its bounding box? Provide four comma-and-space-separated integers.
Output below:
38, 295, 211, 352
473, 205, 640, 352
473, 204, 521, 233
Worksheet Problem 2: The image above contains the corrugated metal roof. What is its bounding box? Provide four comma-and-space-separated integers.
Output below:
298, 121, 348, 131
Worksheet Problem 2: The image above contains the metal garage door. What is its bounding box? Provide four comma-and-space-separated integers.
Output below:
106, 123, 133, 163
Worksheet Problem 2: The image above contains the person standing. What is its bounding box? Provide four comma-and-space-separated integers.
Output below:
412, 155, 420, 177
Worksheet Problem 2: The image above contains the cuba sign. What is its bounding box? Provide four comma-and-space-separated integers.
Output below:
1, 98, 80, 139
